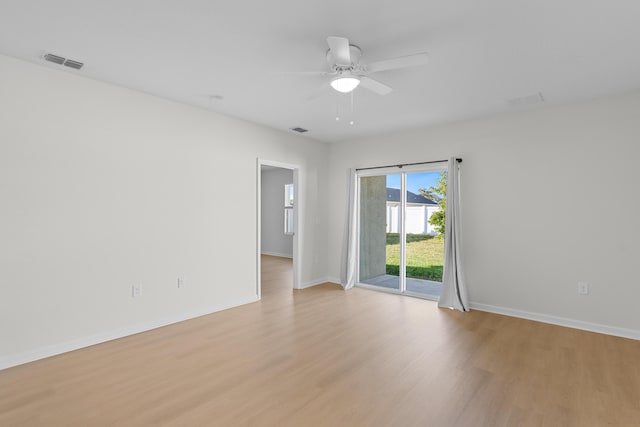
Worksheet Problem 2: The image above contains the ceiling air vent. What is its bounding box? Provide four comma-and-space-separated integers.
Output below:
43, 53, 65, 65
508, 92, 544, 108
42, 53, 84, 70
63, 59, 84, 70
290, 127, 308, 133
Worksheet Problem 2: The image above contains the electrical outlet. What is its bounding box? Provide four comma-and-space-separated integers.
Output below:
177, 276, 185, 289
578, 282, 589, 295
132, 284, 142, 298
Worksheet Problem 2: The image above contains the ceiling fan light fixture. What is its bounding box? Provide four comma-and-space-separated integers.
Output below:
330, 76, 360, 93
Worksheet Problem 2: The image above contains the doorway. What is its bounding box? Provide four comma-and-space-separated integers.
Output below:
357, 164, 446, 300
256, 159, 300, 299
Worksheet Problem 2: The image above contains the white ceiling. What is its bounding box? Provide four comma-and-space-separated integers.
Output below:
1, 1, 639, 143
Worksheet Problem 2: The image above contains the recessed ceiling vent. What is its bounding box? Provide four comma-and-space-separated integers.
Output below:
290, 127, 308, 133
43, 53, 84, 70
43, 53, 65, 65
508, 92, 544, 108
63, 59, 84, 70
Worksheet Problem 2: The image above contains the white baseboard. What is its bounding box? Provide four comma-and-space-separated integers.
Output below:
470, 302, 640, 341
261, 251, 293, 259
326, 277, 343, 286
6, 295, 635, 372
296, 278, 333, 289
0, 296, 259, 371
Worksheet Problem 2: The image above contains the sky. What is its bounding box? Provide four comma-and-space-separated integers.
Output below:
386, 171, 442, 194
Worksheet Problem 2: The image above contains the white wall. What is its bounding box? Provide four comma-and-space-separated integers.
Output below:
0, 54, 329, 368
2, 51, 638, 369
261, 168, 293, 257
328, 91, 640, 335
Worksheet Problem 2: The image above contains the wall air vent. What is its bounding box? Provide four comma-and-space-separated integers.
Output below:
290, 127, 308, 133
42, 53, 84, 70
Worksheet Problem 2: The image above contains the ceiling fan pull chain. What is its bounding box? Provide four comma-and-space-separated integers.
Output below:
350, 92, 355, 125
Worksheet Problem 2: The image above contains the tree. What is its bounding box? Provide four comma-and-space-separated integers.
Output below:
419, 171, 447, 236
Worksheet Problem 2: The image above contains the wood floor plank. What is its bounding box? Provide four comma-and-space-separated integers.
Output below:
1, 255, 639, 426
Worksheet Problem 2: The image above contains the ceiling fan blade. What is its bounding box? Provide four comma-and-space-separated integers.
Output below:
367, 52, 429, 73
327, 36, 351, 66
281, 71, 330, 76
359, 76, 392, 95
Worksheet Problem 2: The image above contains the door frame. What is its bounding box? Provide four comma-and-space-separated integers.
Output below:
256, 158, 300, 299
355, 163, 446, 299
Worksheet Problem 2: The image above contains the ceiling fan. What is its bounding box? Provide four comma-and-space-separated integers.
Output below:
292, 36, 429, 97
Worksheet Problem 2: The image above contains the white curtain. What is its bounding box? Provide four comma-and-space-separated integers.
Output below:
344, 168, 358, 290
438, 158, 470, 311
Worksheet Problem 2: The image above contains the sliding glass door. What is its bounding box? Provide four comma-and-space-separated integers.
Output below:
403, 171, 445, 298
359, 174, 400, 290
357, 165, 446, 300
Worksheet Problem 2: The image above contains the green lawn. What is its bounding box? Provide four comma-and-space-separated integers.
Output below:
386, 233, 444, 282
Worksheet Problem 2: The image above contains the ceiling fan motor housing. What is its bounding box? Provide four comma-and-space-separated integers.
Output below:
327, 45, 362, 70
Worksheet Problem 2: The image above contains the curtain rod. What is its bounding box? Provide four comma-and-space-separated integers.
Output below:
355, 158, 462, 172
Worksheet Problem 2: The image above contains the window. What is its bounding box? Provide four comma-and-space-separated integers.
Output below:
284, 183, 294, 235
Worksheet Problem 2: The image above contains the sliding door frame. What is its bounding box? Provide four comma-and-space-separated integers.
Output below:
355, 163, 446, 299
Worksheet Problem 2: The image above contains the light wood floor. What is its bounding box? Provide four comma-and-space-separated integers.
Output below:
1, 255, 639, 426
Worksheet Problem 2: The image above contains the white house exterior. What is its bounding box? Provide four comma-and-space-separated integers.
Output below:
386, 188, 440, 235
